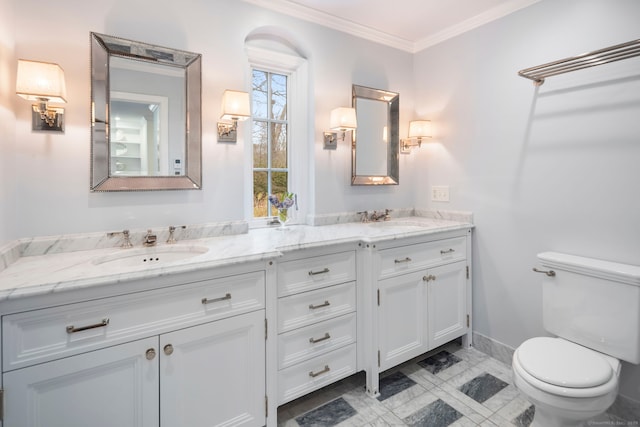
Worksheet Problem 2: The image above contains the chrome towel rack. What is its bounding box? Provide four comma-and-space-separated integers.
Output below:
518, 39, 640, 86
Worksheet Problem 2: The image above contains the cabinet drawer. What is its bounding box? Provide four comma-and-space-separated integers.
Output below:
3, 271, 265, 371
377, 237, 466, 279
277, 282, 356, 333
278, 313, 356, 369
277, 344, 357, 405
277, 251, 356, 297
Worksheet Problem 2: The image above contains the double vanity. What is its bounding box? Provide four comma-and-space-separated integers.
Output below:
0, 213, 473, 427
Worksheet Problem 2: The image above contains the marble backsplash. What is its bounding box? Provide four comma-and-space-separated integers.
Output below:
0, 209, 473, 273
0, 220, 249, 272
307, 208, 473, 226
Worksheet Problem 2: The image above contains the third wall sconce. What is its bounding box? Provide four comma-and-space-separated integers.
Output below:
324, 107, 357, 150
401, 120, 432, 154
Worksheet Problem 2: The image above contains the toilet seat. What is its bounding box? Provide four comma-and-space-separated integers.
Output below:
513, 337, 619, 398
518, 337, 612, 387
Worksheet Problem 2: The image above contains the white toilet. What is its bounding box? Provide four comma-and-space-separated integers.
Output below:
512, 252, 640, 427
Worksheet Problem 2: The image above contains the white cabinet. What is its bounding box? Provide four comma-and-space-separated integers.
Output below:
1, 269, 266, 427
377, 270, 428, 371
160, 311, 265, 427
276, 248, 358, 405
428, 261, 468, 348
377, 261, 468, 371
367, 231, 472, 395
3, 337, 159, 427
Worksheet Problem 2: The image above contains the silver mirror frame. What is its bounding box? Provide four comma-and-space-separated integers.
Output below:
90, 32, 202, 191
351, 85, 399, 185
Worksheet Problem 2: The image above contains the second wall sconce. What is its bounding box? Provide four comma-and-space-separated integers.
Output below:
401, 120, 432, 154
218, 90, 250, 143
16, 59, 67, 132
324, 107, 357, 149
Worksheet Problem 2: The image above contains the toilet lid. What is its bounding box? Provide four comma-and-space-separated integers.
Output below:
517, 337, 613, 388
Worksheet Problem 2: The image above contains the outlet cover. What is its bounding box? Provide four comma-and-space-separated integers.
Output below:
431, 185, 450, 202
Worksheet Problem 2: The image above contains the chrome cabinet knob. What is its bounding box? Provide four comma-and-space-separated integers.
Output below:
164, 344, 174, 356
145, 348, 156, 360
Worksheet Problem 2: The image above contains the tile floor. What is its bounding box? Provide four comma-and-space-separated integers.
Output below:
277, 341, 631, 427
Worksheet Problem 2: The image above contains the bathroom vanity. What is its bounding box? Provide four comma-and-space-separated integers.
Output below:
0, 215, 472, 427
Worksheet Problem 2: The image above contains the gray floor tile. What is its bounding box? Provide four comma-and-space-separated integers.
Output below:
277, 343, 605, 427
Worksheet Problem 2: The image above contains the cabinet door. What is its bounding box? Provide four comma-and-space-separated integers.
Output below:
3, 337, 159, 427
160, 310, 265, 427
377, 270, 428, 371
428, 261, 467, 348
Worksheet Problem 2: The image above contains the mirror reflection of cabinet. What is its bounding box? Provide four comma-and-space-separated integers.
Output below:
351, 85, 399, 185
111, 115, 148, 176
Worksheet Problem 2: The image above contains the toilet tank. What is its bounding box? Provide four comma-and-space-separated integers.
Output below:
538, 252, 640, 364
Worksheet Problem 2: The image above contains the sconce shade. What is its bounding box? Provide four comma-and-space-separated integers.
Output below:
408, 120, 432, 139
220, 90, 250, 121
16, 59, 67, 103
330, 107, 357, 131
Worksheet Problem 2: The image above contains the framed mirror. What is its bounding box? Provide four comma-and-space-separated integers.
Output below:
90, 32, 202, 191
351, 85, 399, 185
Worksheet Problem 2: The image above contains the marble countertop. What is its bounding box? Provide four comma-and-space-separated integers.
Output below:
0, 215, 472, 302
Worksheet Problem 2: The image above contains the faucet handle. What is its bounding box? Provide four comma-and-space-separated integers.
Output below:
167, 225, 186, 244
107, 229, 133, 249
143, 229, 157, 247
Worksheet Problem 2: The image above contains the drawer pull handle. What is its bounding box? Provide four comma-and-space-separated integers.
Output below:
66, 318, 109, 334
309, 365, 330, 378
145, 348, 156, 360
533, 268, 556, 277
308, 267, 330, 276
440, 248, 455, 254
423, 275, 436, 282
394, 257, 412, 264
309, 333, 331, 344
309, 300, 330, 310
201, 293, 232, 305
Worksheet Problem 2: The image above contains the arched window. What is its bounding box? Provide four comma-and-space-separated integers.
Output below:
245, 30, 310, 226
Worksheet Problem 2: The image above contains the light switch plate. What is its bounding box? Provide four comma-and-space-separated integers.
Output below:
431, 185, 450, 202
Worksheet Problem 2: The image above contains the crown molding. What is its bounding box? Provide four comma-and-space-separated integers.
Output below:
241, 0, 415, 52
414, 0, 541, 52
241, 0, 540, 54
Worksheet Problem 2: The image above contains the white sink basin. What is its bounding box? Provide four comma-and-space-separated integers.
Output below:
92, 245, 209, 268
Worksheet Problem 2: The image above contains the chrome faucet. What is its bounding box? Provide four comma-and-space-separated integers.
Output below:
357, 211, 369, 223
166, 225, 186, 244
143, 229, 157, 247
107, 229, 133, 248
370, 209, 392, 222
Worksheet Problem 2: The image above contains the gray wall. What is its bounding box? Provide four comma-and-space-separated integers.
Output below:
413, 0, 640, 401
6, 0, 415, 238
0, 0, 15, 246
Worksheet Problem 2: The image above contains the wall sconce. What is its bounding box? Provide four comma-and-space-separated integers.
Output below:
217, 90, 250, 143
16, 59, 67, 132
323, 107, 357, 149
401, 120, 432, 154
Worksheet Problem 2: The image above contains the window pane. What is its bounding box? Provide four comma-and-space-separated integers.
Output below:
271, 73, 287, 121
253, 171, 268, 218
252, 70, 268, 119
269, 171, 288, 216
271, 123, 287, 169
252, 121, 268, 168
